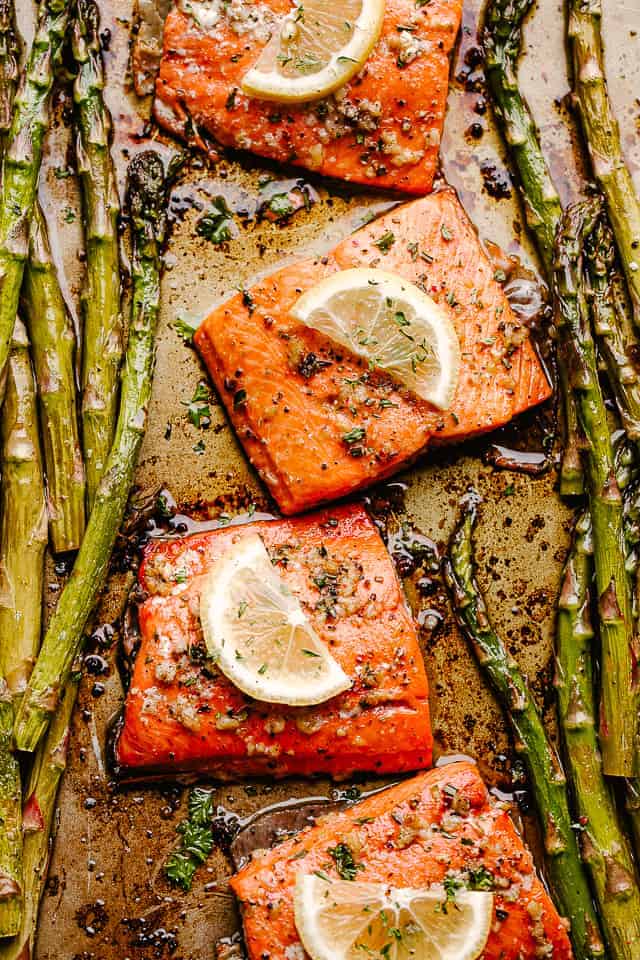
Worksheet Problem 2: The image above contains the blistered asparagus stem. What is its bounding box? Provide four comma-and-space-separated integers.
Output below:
0, 318, 47, 702
0, 683, 21, 938
14, 152, 168, 753
72, 0, 124, 510
568, 0, 640, 327
554, 199, 637, 776
21, 205, 86, 553
483, 0, 583, 495
0, 0, 19, 154
556, 509, 640, 959
585, 220, 640, 440
0, 0, 70, 393
0, 671, 79, 960
444, 496, 604, 959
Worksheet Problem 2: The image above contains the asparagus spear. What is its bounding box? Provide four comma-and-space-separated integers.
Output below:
0, 0, 70, 391
556, 509, 640, 959
14, 151, 168, 753
21, 205, 86, 553
444, 496, 604, 960
483, 0, 583, 495
72, 0, 124, 510
0, 670, 79, 960
585, 219, 640, 441
0, 318, 47, 701
554, 199, 637, 777
0, 682, 21, 938
0, 0, 19, 153
568, 0, 640, 327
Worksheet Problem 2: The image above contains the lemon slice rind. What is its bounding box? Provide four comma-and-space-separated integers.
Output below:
200, 533, 352, 706
294, 874, 494, 960
291, 267, 461, 410
241, 0, 386, 104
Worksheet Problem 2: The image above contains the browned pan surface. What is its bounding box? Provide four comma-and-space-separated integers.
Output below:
15, 0, 640, 955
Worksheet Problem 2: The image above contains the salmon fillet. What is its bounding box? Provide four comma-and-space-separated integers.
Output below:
114, 504, 432, 779
231, 761, 573, 960
155, 0, 462, 194
195, 190, 552, 515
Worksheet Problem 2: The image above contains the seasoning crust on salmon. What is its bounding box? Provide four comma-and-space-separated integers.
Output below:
195, 190, 552, 515
115, 504, 432, 779
155, 0, 462, 194
231, 761, 573, 960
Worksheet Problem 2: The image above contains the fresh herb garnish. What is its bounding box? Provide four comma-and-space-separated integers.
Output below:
196, 196, 235, 245
182, 381, 211, 429
328, 842, 363, 881
164, 788, 215, 891
172, 316, 197, 343
374, 230, 396, 253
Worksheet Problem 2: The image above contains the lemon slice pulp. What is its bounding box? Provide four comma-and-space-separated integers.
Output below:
199, 533, 352, 705
291, 267, 461, 410
241, 0, 386, 104
294, 875, 494, 960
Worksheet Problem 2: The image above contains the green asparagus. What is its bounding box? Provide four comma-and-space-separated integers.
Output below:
483, 0, 583, 495
14, 151, 168, 753
556, 509, 640, 959
554, 199, 637, 776
0, 318, 47, 702
72, 0, 124, 510
0, 0, 70, 392
568, 0, 640, 327
444, 495, 604, 960
585, 221, 640, 441
0, 683, 20, 938
0, 0, 19, 153
21, 205, 86, 553
0, 670, 79, 960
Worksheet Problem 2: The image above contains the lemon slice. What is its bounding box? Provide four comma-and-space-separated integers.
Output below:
291, 268, 461, 410
294, 875, 494, 960
199, 533, 352, 705
241, 0, 385, 104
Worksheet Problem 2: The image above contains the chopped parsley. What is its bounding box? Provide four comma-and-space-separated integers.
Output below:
196, 196, 235, 245
172, 316, 197, 343
328, 842, 363, 881
440, 223, 453, 241
182, 382, 211, 429
374, 230, 396, 253
164, 788, 215, 891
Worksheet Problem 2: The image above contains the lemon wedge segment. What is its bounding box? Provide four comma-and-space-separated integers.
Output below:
291, 267, 461, 409
294, 874, 494, 960
199, 533, 352, 705
241, 0, 386, 104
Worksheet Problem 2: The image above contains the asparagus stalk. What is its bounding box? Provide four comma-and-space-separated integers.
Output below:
483, 0, 583, 496
617, 461, 640, 858
21, 205, 86, 553
556, 510, 640, 959
554, 199, 638, 776
0, 0, 70, 391
14, 151, 168, 753
0, 318, 47, 702
568, 0, 640, 327
0, 670, 80, 960
0, 682, 21, 938
72, 0, 124, 510
585, 220, 640, 441
444, 496, 604, 960
0, 0, 19, 153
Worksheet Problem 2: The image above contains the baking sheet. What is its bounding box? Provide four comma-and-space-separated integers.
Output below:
17, 0, 640, 955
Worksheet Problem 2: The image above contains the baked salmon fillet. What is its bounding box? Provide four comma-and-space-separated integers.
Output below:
195, 190, 552, 515
230, 761, 573, 960
114, 504, 432, 779
155, 0, 462, 194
